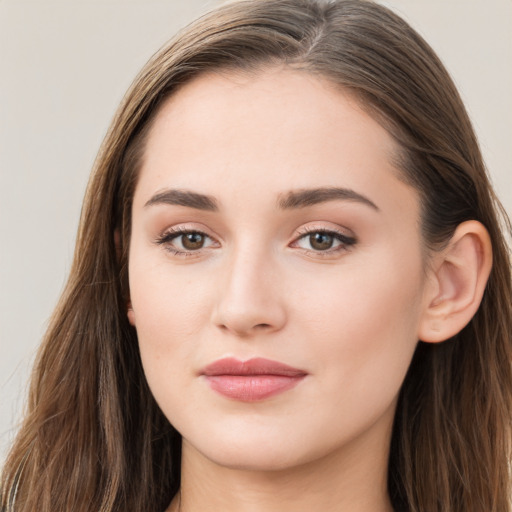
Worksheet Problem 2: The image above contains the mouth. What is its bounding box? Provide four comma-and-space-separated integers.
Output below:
201, 357, 307, 402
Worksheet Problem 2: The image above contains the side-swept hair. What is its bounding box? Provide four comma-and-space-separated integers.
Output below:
2, 1, 511, 511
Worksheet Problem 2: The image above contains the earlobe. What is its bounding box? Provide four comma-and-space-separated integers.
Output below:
418, 220, 492, 343
127, 302, 136, 326
115, 229, 135, 325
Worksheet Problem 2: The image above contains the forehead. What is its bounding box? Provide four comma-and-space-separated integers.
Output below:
146, 67, 395, 167
135, 67, 419, 224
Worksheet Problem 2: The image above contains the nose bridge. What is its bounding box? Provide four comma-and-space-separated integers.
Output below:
212, 237, 286, 336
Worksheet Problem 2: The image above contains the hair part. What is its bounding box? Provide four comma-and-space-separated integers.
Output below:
2, 1, 511, 511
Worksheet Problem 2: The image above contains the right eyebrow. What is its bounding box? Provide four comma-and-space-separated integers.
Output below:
144, 189, 219, 211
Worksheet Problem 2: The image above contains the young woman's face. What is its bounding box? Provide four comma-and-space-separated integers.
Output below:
128, 68, 430, 472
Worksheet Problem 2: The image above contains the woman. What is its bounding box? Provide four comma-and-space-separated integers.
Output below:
2, 0, 511, 511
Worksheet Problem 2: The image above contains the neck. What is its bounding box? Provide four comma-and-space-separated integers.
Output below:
167, 411, 395, 512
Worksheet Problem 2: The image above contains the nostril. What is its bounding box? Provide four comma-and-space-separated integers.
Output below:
255, 323, 271, 329
211, 289, 287, 336
216, 322, 274, 337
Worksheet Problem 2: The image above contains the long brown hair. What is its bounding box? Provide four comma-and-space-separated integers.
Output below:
2, 1, 511, 510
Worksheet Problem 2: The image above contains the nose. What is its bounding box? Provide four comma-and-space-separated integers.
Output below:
211, 246, 287, 337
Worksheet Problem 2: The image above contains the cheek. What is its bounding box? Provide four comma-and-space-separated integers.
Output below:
127, 251, 214, 385
300, 248, 424, 411
128, 267, 213, 435
129, 249, 212, 332
296, 246, 422, 333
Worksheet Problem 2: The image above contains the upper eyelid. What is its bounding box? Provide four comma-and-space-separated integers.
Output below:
292, 228, 356, 247
157, 229, 218, 248
158, 224, 219, 239
294, 224, 356, 240
156, 222, 355, 240
155, 228, 218, 256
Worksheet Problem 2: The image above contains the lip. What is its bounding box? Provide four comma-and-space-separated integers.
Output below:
202, 357, 307, 402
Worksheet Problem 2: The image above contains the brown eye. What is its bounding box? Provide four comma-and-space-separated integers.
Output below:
309, 232, 334, 251
292, 229, 357, 255
181, 232, 205, 250
156, 229, 216, 255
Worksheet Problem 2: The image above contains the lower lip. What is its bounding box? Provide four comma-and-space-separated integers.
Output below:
205, 375, 305, 401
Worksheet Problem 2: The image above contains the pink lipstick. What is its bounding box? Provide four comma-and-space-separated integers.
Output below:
202, 357, 307, 401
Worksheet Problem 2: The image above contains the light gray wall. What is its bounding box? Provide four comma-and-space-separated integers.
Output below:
1, 0, 511, 462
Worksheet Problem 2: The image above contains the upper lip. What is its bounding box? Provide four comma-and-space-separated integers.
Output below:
202, 357, 307, 377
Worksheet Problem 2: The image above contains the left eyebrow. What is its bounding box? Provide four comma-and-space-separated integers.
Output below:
277, 187, 380, 211
144, 189, 219, 211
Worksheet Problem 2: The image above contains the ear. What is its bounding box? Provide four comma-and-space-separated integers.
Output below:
127, 301, 136, 326
115, 228, 136, 326
418, 220, 492, 343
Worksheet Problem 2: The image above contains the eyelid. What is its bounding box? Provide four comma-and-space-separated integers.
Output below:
153, 222, 357, 258
154, 224, 221, 257
155, 222, 220, 241
293, 222, 356, 242
290, 223, 357, 256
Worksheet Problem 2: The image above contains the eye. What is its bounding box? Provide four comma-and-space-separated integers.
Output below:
305, 232, 336, 251
292, 228, 356, 255
178, 232, 208, 250
155, 227, 218, 255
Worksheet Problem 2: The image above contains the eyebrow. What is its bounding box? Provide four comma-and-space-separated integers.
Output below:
277, 187, 379, 211
144, 189, 219, 211
144, 186, 379, 212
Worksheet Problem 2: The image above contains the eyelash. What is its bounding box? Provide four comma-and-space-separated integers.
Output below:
292, 227, 357, 257
154, 226, 357, 258
155, 226, 217, 258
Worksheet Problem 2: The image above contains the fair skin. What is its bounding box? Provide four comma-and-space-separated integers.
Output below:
126, 67, 492, 512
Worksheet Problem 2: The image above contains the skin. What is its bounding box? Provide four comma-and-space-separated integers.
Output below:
127, 67, 434, 512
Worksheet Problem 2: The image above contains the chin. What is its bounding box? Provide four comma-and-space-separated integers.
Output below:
182, 421, 329, 473
199, 443, 308, 472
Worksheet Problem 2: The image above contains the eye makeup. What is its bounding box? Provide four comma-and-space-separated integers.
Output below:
291, 226, 357, 257
154, 226, 219, 257
154, 223, 357, 259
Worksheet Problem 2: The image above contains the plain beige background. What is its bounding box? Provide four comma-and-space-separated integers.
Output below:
1, 0, 511, 463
